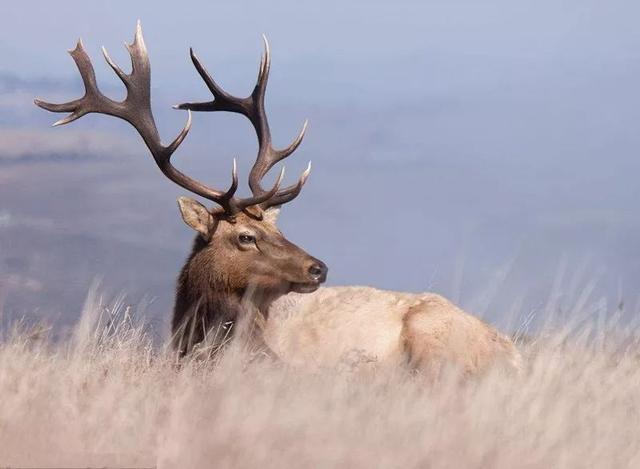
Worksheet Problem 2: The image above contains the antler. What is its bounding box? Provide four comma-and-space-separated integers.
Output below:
34, 21, 285, 215
175, 35, 311, 210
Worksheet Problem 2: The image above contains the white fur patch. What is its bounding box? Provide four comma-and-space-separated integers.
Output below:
263, 206, 281, 225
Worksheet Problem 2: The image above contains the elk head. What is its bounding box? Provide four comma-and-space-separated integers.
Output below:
35, 22, 328, 305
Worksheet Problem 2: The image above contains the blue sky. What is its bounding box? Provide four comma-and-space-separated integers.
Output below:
1, 0, 639, 329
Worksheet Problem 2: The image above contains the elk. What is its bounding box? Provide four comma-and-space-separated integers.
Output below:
36, 23, 521, 375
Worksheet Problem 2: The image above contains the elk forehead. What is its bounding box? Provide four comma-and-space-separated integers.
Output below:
214, 207, 282, 236
212, 205, 279, 225
177, 196, 283, 240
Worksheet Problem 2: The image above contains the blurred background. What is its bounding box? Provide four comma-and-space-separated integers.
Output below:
0, 0, 639, 336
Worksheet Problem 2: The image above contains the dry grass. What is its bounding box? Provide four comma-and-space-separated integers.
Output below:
1, 288, 639, 469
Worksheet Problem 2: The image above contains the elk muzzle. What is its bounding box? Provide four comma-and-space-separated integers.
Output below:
289, 257, 328, 293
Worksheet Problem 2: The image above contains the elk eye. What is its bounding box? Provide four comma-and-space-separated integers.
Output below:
238, 234, 256, 244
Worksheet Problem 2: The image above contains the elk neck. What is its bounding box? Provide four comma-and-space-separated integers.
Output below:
172, 235, 281, 350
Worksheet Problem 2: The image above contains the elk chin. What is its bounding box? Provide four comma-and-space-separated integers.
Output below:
289, 282, 321, 294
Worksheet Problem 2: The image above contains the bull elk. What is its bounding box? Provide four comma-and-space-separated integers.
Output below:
35, 23, 521, 375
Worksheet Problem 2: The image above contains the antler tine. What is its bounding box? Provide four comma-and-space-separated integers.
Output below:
263, 162, 311, 207
219, 158, 239, 204
34, 39, 105, 127
255, 34, 271, 95
34, 21, 241, 214
174, 48, 252, 115
236, 166, 286, 211
249, 120, 312, 209
176, 36, 311, 211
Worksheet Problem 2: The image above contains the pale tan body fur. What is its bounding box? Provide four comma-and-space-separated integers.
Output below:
265, 286, 522, 374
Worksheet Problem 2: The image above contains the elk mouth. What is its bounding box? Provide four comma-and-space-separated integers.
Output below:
290, 282, 321, 294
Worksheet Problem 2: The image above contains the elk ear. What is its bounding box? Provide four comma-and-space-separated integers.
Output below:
177, 197, 213, 238
263, 206, 281, 225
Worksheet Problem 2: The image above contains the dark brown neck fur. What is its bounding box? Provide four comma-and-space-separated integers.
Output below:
171, 236, 276, 356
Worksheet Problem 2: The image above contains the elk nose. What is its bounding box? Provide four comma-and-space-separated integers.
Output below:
308, 261, 328, 283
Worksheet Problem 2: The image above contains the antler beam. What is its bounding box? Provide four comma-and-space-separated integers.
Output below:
175, 36, 310, 209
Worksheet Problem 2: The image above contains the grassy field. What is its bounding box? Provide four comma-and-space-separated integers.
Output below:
1, 290, 639, 469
